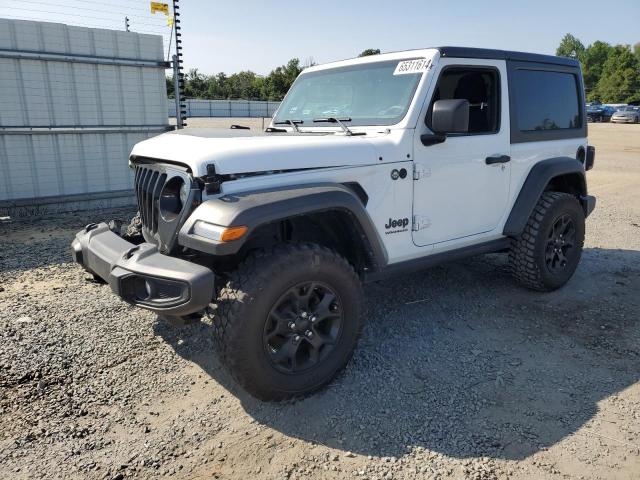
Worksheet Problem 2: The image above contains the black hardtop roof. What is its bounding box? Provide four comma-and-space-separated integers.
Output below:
437, 46, 580, 68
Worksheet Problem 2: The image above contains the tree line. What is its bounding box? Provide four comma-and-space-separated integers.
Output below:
168, 41, 639, 104
166, 49, 380, 101
556, 34, 640, 103
166, 58, 303, 101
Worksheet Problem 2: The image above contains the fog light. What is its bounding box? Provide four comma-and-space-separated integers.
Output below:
192, 221, 247, 242
119, 274, 189, 307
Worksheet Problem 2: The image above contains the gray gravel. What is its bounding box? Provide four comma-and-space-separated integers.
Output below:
1, 123, 639, 479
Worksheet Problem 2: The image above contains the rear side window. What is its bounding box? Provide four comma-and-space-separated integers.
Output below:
514, 70, 580, 131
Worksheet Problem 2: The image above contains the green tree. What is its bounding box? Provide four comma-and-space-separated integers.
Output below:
582, 41, 613, 100
556, 33, 585, 60
358, 48, 380, 57
207, 72, 230, 99
183, 68, 208, 98
555, 35, 640, 103
593, 45, 640, 103
261, 58, 302, 100
225, 71, 262, 99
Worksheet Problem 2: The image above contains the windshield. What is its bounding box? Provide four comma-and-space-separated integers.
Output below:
273, 59, 425, 127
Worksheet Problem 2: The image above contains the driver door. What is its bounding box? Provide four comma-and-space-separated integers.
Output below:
412, 59, 511, 247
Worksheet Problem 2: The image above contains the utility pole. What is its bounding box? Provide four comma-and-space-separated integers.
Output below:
172, 54, 183, 127
172, 0, 186, 129
124, 16, 130, 32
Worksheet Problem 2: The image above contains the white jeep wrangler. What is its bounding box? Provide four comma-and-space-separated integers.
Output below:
72, 47, 596, 400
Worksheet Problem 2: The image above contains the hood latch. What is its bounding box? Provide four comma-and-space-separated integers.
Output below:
204, 164, 222, 194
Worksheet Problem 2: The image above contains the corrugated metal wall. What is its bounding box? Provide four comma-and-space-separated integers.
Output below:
0, 18, 170, 214
168, 99, 281, 118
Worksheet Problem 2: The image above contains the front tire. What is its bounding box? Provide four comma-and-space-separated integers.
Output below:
509, 192, 585, 291
210, 244, 363, 401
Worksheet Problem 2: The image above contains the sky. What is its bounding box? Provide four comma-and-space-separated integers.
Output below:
2, 0, 639, 75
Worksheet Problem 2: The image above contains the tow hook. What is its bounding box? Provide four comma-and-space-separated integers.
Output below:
123, 245, 141, 260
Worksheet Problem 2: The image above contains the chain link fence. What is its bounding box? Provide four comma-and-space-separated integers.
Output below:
168, 99, 281, 118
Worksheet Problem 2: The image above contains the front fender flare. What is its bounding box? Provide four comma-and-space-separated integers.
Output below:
178, 183, 388, 268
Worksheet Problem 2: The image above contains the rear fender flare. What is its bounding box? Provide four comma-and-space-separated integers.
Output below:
503, 157, 588, 236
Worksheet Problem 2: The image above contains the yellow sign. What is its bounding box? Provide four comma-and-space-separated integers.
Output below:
150, 2, 169, 15
167, 17, 174, 27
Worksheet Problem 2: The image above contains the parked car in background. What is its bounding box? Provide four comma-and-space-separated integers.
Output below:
611, 106, 640, 124
587, 104, 615, 122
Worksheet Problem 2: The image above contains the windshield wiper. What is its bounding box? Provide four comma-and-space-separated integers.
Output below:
313, 117, 364, 136
274, 119, 303, 132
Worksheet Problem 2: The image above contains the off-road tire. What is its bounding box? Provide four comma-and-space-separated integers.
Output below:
509, 191, 585, 291
210, 243, 364, 401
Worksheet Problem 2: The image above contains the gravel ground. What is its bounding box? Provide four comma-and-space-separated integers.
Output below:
1, 123, 639, 480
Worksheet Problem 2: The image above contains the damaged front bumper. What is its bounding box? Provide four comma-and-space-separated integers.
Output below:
71, 223, 214, 316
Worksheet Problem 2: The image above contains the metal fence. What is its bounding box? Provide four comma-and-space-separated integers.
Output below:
0, 18, 170, 216
169, 99, 281, 118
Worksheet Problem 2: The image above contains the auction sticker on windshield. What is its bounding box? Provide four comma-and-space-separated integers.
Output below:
393, 58, 430, 75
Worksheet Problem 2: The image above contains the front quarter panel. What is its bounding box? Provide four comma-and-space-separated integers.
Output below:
178, 159, 419, 267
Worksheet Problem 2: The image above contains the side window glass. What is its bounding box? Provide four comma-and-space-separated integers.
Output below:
514, 70, 580, 131
427, 67, 500, 134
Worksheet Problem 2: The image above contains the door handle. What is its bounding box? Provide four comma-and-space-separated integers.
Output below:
485, 154, 511, 165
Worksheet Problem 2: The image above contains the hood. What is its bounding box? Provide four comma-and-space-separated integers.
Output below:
130, 128, 391, 177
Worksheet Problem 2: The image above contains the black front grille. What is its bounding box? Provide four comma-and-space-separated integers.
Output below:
134, 165, 167, 235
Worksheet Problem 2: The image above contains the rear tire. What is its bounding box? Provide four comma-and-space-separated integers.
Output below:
509, 192, 585, 291
210, 244, 363, 401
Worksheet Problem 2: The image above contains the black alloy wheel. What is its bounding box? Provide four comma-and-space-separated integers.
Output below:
263, 282, 343, 374
544, 214, 576, 273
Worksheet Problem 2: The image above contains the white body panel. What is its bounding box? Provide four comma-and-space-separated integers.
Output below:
412, 58, 511, 247
131, 129, 414, 177
128, 48, 588, 267
508, 138, 586, 213
219, 162, 416, 262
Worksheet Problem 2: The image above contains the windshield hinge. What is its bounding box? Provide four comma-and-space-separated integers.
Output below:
412, 215, 431, 231
413, 164, 430, 180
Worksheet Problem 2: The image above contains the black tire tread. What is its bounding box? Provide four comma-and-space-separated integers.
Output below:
210, 243, 363, 401
508, 191, 575, 291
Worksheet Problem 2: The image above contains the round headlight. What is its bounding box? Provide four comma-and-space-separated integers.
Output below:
179, 182, 189, 206
159, 176, 185, 221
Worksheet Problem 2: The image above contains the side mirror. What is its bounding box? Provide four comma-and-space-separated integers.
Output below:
431, 99, 469, 134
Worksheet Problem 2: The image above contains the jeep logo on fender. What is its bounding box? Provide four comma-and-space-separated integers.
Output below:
384, 217, 409, 234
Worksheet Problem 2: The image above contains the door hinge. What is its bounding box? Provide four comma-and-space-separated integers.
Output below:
412, 215, 431, 231
413, 164, 431, 180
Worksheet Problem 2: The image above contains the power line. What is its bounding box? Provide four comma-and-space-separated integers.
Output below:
4, 6, 130, 22
5, 6, 171, 26
17, 0, 164, 20
40, 0, 154, 13
1, 13, 122, 30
